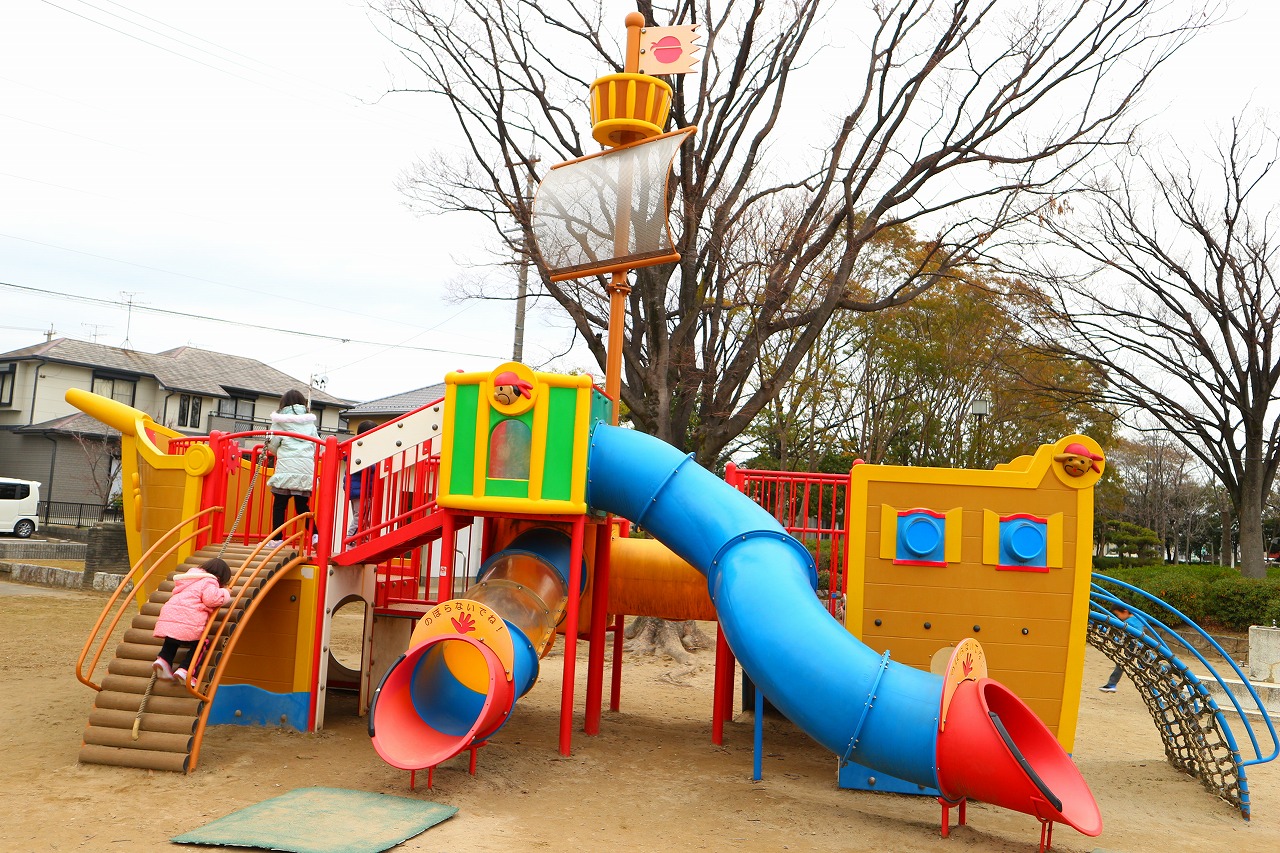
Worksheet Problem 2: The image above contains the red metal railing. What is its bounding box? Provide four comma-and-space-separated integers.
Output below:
192, 430, 327, 560
334, 405, 448, 607
724, 463, 850, 615
168, 437, 203, 455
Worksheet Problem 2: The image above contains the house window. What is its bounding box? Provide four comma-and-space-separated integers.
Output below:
92, 374, 136, 407
218, 396, 257, 432
0, 363, 14, 406
177, 394, 202, 430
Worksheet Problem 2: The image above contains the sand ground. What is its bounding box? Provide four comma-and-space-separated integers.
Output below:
1, 580, 1276, 853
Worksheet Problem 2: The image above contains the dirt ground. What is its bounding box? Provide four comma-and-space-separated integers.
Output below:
2, 580, 1277, 853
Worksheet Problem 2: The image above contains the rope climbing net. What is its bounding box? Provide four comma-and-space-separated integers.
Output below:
1085, 619, 1245, 817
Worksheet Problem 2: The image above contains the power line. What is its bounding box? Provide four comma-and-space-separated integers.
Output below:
0, 279, 505, 360
0, 111, 139, 152
0, 231, 447, 333
38, 0, 459, 141
95, 0, 417, 119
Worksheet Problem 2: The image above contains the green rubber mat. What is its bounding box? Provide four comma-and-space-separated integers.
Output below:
171, 787, 457, 853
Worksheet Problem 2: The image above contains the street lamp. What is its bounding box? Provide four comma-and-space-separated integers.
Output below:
969, 394, 992, 468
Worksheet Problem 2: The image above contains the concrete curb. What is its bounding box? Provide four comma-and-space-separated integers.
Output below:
0, 561, 130, 593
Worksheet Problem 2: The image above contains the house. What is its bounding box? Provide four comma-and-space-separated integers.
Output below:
340, 382, 447, 427
0, 338, 355, 507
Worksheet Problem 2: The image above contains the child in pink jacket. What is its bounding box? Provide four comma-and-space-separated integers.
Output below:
152, 557, 232, 685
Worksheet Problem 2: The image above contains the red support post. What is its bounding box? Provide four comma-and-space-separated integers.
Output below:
436, 510, 457, 604
306, 435, 340, 732
558, 514, 586, 755
584, 518, 612, 735
712, 624, 727, 744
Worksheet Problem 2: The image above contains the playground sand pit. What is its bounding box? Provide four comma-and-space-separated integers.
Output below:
2, 581, 1277, 853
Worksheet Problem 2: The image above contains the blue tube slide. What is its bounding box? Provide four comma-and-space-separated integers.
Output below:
587, 424, 943, 786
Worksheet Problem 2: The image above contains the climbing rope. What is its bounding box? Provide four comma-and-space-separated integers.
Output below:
217, 443, 267, 558
1085, 619, 1244, 815
132, 672, 158, 740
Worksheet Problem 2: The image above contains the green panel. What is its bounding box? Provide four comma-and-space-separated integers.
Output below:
542, 386, 578, 501
450, 384, 480, 497
485, 477, 529, 498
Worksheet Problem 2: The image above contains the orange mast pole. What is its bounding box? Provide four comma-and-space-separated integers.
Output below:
604, 12, 647, 425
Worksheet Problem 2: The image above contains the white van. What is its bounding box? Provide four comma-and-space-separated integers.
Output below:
0, 478, 40, 538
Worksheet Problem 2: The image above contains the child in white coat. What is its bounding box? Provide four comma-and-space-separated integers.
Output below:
264, 389, 318, 546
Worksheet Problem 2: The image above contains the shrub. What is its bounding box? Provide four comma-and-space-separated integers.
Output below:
1205, 577, 1280, 631
1092, 563, 1280, 631
1263, 598, 1280, 628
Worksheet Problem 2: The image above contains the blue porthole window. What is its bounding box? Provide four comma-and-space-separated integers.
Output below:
895, 510, 947, 565
998, 514, 1048, 572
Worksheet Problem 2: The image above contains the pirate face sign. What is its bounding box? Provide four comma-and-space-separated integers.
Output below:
493, 372, 532, 405
488, 363, 538, 415
1054, 442, 1103, 477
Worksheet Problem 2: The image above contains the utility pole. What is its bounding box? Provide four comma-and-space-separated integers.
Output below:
509, 157, 539, 362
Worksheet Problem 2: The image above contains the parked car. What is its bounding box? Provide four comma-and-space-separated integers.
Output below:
0, 478, 40, 538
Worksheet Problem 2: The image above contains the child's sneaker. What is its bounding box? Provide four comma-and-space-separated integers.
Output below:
174, 668, 198, 689
312, 533, 320, 545
173, 667, 188, 683
266, 539, 282, 549
1098, 684, 1117, 692
152, 658, 174, 681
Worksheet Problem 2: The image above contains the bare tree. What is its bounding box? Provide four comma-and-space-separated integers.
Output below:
383, 0, 1212, 463
70, 431, 122, 513
1107, 435, 1210, 562
1013, 118, 1280, 579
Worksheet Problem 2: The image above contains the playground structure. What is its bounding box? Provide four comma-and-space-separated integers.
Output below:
60, 13, 1275, 853
67, 367, 1278, 825
69, 360, 1115, 847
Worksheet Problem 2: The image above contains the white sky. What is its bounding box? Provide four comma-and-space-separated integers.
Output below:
2, 1, 1277, 404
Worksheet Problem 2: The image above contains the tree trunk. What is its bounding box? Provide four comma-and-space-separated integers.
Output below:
623, 616, 712, 672
1220, 503, 1234, 569
1238, 467, 1268, 579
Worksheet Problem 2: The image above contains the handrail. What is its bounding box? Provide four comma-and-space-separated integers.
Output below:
182, 513, 314, 702
213, 428, 323, 445
75, 507, 224, 691
187, 520, 313, 771
1091, 575, 1278, 767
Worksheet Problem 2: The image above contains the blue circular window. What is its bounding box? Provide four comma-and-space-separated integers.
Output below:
1007, 521, 1046, 562
903, 516, 943, 557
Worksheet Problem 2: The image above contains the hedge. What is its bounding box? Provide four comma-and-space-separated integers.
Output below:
1094, 562, 1280, 631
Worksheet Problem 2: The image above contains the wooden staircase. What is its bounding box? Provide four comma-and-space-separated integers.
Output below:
78, 543, 299, 773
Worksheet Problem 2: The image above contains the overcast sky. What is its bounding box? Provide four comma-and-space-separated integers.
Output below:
2, 1, 1277, 404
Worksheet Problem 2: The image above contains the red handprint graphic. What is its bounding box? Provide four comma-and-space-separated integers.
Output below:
961, 652, 974, 677
451, 612, 477, 634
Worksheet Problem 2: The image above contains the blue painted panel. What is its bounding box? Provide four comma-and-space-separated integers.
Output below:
208, 684, 309, 731
838, 758, 940, 796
